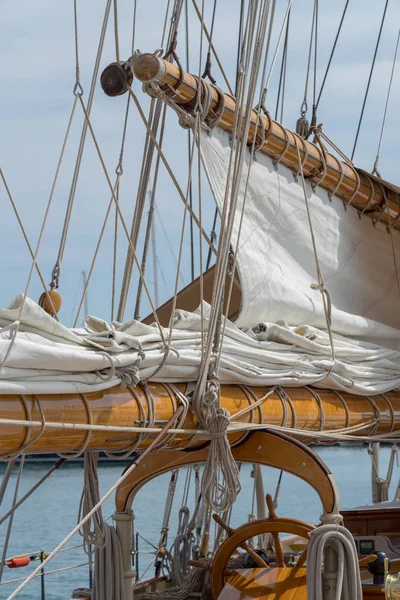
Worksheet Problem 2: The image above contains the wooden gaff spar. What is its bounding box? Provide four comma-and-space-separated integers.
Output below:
1, 385, 400, 456
100, 54, 400, 228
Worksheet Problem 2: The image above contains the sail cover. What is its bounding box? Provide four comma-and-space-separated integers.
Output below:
200, 128, 400, 350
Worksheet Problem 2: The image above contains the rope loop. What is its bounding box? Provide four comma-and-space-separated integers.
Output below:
73, 81, 84, 97
310, 282, 332, 326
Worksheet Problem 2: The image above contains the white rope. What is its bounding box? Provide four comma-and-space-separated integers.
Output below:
92, 523, 125, 600
191, 0, 273, 514
307, 524, 362, 600
78, 452, 107, 554
294, 136, 336, 365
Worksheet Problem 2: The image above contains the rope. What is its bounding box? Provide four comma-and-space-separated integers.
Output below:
0, 457, 24, 583
0, 169, 55, 315
7, 407, 184, 599
296, 0, 317, 137
191, 0, 272, 513
262, 0, 293, 98
372, 28, 400, 177
0, 461, 15, 507
172, 507, 193, 586
127, 86, 217, 256
78, 452, 107, 555
191, 0, 234, 95
113, 0, 120, 62
294, 136, 336, 363
0, 459, 65, 528
76, 94, 168, 345
307, 523, 362, 600
351, 0, 389, 161
92, 523, 125, 600
316, 0, 350, 110
51, 0, 112, 289
134, 104, 168, 320
274, 5, 291, 122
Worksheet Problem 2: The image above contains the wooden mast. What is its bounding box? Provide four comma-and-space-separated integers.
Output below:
100, 55, 400, 229
1, 385, 400, 455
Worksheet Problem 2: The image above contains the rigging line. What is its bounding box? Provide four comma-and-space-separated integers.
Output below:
294, 137, 336, 362
131, 0, 137, 55
300, 0, 317, 117
262, 0, 292, 99
7, 408, 185, 600
0, 461, 15, 507
384, 197, 400, 302
76, 96, 167, 343
185, 0, 195, 282
155, 204, 186, 287
194, 1, 272, 513
128, 88, 217, 255
235, 0, 245, 96
199, 0, 258, 383
373, 28, 400, 176
216, 1, 275, 368
134, 102, 167, 320
274, 5, 291, 122
52, 0, 112, 284
0, 459, 66, 528
0, 169, 54, 314
351, 0, 390, 162
73, 176, 121, 328
206, 0, 218, 55
0, 456, 24, 584
0, 96, 79, 369
197, 0, 206, 348
316, 0, 350, 109
113, 0, 120, 62
313, 0, 318, 105
73, 0, 82, 91
161, 0, 173, 49
119, 4, 184, 322
311, 0, 318, 127
111, 196, 118, 322
147, 117, 200, 381
206, 207, 218, 270
151, 216, 159, 307
117, 98, 158, 321
75, 93, 132, 327
191, 0, 234, 95
1, 564, 89, 587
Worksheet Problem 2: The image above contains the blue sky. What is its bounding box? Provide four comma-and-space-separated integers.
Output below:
1, 0, 399, 326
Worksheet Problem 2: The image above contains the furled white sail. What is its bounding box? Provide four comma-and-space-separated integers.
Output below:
1, 295, 400, 395
200, 127, 400, 350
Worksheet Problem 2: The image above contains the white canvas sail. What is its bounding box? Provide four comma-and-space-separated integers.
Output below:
200, 127, 400, 350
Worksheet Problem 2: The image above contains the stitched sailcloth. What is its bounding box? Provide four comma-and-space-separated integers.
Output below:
200, 127, 400, 350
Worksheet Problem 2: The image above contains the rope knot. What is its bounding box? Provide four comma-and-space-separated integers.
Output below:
207, 407, 230, 439
319, 512, 343, 526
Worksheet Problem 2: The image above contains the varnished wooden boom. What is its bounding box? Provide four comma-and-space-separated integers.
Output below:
1, 385, 399, 455
131, 53, 400, 228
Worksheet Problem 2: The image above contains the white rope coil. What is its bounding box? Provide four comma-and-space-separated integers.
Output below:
307, 523, 362, 600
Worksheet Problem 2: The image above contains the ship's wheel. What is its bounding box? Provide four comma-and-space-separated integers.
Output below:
210, 494, 315, 598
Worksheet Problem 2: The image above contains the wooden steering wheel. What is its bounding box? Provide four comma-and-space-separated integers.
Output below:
210, 494, 315, 598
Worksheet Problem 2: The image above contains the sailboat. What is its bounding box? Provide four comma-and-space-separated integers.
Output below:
1, 0, 400, 598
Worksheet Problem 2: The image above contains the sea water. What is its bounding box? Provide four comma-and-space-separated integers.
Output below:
0, 445, 399, 600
